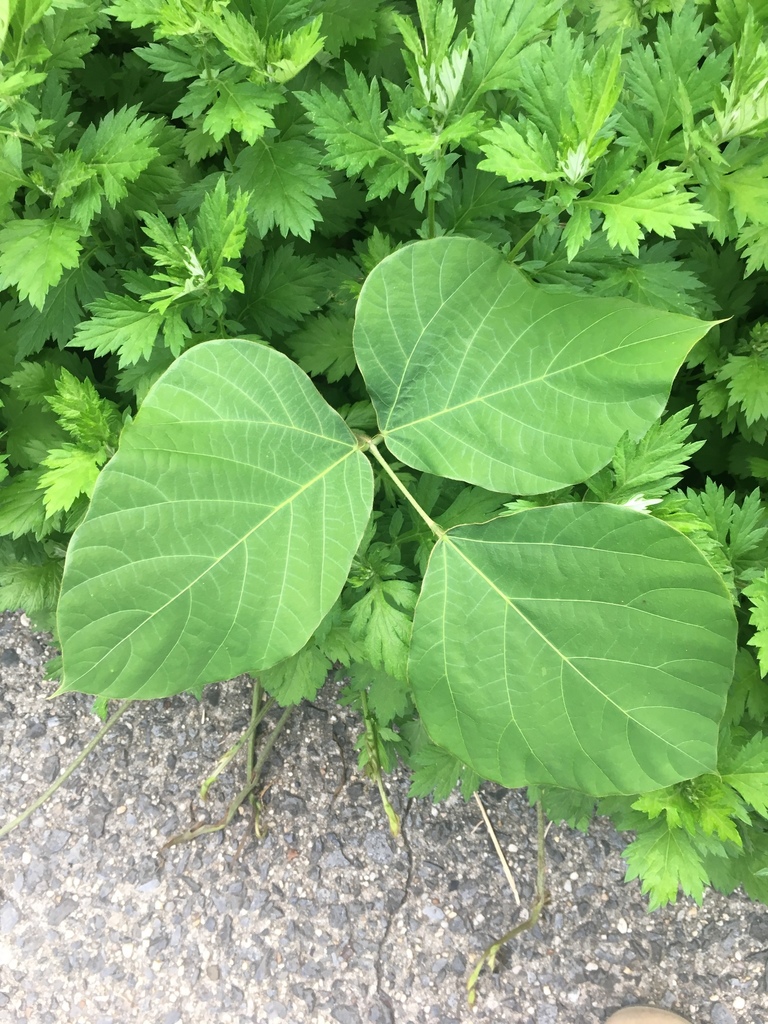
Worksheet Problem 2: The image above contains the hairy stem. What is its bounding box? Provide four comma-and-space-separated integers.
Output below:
466, 800, 548, 1006
0, 700, 134, 839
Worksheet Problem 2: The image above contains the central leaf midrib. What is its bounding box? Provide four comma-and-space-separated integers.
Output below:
382, 322, 676, 438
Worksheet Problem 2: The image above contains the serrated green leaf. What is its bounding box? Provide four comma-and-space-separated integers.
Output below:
585, 407, 703, 504
308, 0, 381, 55
201, 79, 279, 145
620, 6, 727, 162
45, 369, 121, 451
283, 312, 356, 383
343, 662, 411, 724
0, 470, 50, 540
298, 65, 414, 199
721, 732, 768, 818
38, 445, 103, 515
194, 176, 249, 273
409, 504, 736, 795
232, 135, 333, 240
57, 341, 373, 700
467, 0, 564, 100
622, 818, 711, 909
0, 556, 63, 615
588, 165, 712, 256
76, 105, 161, 209
528, 786, 595, 831
0, 218, 82, 310
478, 117, 559, 183
745, 571, 768, 677
237, 245, 327, 339
70, 295, 163, 367
349, 578, 418, 682
13, 261, 106, 358
408, 741, 478, 801
259, 641, 332, 706
590, 242, 710, 318
717, 354, 768, 425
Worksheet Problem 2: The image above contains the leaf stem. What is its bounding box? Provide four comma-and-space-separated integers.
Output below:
360, 691, 400, 837
0, 700, 134, 839
361, 438, 445, 539
466, 800, 548, 1006
246, 677, 263, 799
199, 683, 275, 801
161, 704, 294, 850
427, 192, 436, 239
507, 215, 548, 263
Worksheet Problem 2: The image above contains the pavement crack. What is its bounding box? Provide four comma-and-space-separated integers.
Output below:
373, 796, 413, 1016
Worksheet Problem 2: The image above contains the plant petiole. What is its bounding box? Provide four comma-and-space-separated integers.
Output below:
199, 679, 274, 801
161, 704, 293, 851
360, 691, 400, 837
466, 800, 548, 1006
361, 438, 445, 540
0, 700, 134, 839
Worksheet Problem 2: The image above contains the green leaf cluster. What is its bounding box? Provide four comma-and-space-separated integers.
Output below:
1, 0, 768, 914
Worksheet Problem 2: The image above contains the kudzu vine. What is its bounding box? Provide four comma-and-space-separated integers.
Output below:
53, 235, 735, 798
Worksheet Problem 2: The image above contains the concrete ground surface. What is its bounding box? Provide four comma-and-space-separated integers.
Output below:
1, 611, 766, 1024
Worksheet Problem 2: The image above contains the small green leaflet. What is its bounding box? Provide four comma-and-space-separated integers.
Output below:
342, 662, 411, 725
237, 245, 328, 340
70, 295, 163, 366
585, 165, 712, 256
232, 135, 334, 240
408, 741, 479, 802
745, 571, 768, 677
622, 819, 713, 910
75, 106, 162, 210
478, 118, 559, 184
585, 407, 703, 504
467, 0, 565, 99
721, 732, 768, 819
349, 578, 418, 682
259, 642, 332, 706
284, 313, 356, 383
298, 66, 414, 200
0, 558, 64, 616
0, 218, 82, 310
0, 470, 49, 540
38, 446, 102, 515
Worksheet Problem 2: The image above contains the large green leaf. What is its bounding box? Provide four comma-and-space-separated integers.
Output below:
409, 503, 737, 796
354, 237, 715, 494
56, 340, 373, 700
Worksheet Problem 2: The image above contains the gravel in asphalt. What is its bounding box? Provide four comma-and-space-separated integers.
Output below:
1, 611, 767, 1024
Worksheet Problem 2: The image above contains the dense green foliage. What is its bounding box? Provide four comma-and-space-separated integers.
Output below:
2, 0, 768, 912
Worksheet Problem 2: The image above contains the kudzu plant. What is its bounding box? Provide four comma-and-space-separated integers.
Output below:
55, 235, 737, 800
4, 0, 768, 929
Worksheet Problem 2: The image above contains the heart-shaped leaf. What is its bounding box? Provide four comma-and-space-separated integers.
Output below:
57, 340, 373, 700
354, 237, 716, 494
409, 503, 736, 796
